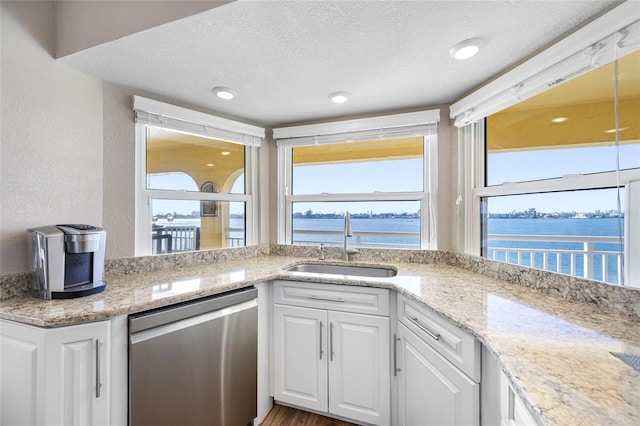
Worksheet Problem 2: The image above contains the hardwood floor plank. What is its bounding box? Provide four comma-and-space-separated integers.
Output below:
261, 404, 358, 426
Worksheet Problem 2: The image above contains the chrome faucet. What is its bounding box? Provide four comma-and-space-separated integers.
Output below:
343, 212, 358, 261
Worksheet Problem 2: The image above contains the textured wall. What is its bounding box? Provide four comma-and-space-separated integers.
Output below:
0, 1, 104, 275
102, 83, 136, 260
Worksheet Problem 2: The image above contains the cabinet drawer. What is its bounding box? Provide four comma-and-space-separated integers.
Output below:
397, 294, 479, 381
273, 280, 389, 316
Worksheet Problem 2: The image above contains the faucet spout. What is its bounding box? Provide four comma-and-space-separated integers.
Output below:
343, 212, 357, 261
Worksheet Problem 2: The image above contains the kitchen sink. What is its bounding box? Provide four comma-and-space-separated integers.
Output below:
284, 262, 397, 278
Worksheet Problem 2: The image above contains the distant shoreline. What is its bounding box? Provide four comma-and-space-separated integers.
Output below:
153, 213, 624, 220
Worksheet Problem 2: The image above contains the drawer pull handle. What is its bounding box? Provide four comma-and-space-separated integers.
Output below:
308, 295, 345, 303
407, 316, 441, 341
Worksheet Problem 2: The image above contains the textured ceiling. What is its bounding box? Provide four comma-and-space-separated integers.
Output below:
59, 0, 619, 127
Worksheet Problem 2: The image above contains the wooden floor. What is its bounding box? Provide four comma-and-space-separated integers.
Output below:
261, 404, 359, 426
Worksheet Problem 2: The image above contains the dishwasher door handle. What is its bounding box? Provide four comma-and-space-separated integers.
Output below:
130, 299, 257, 344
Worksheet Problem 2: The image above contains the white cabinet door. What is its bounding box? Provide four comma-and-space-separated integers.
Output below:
0, 319, 110, 426
398, 323, 479, 426
329, 311, 390, 426
273, 304, 328, 412
500, 371, 538, 426
44, 321, 111, 426
0, 321, 46, 426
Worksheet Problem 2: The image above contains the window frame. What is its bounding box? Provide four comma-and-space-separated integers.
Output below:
463, 119, 640, 285
134, 123, 260, 256
277, 134, 438, 250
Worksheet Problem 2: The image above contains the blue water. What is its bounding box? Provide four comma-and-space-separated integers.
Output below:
160, 216, 625, 284
293, 217, 422, 248
293, 217, 625, 284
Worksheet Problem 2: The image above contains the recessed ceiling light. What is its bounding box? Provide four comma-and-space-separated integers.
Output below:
449, 38, 484, 60
604, 127, 628, 134
329, 91, 350, 104
551, 117, 568, 123
212, 87, 237, 100
206, 163, 215, 167
221, 151, 231, 156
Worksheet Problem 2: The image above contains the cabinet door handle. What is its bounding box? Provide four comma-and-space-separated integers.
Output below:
319, 321, 324, 360
95, 339, 102, 398
406, 316, 441, 341
308, 295, 345, 303
329, 322, 335, 362
393, 334, 401, 376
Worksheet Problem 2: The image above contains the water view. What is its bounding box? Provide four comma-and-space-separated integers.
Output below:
292, 216, 624, 285
155, 215, 625, 285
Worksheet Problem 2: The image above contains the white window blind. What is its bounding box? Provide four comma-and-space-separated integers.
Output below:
274, 109, 439, 147
133, 96, 265, 147
450, 3, 640, 127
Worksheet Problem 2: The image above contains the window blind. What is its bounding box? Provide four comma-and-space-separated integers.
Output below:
133, 96, 265, 147
274, 109, 439, 147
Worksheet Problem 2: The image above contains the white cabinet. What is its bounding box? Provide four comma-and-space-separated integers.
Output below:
273, 304, 328, 412
273, 281, 390, 426
397, 323, 478, 426
329, 310, 390, 424
500, 371, 538, 426
1, 319, 111, 426
396, 295, 480, 426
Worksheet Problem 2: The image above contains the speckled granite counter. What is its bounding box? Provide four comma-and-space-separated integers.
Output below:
1, 247, 639, 426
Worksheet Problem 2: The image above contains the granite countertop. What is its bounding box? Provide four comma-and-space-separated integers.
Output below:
1, 252, 639, 426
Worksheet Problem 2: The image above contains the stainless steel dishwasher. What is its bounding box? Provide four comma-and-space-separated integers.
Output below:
129, 287, 258, 426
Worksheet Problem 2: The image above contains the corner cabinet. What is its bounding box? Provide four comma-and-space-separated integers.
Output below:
396, 294, 480, 426
272, 280, 391, 426
0, 319, 111, 426
500, 370, 538, 426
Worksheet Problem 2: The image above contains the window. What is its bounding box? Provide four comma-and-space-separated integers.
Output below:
480, 49, 639, 286
451, 5, 640, 286
275, 110, 439, 250
450, 3, 640, 287
134, 97, 264, 256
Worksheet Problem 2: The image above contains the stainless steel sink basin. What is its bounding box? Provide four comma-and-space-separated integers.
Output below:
284, 263, 397, 278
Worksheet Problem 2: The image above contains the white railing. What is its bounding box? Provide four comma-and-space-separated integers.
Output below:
152, 226, 244, 253
292, 228, 624, 285
486, 234, 623, 285
154, 225, 624, 285
292, 228, 421, 249
152, 226, 199, 254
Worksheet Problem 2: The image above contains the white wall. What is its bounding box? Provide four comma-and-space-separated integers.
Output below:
0, 1, 104, 275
